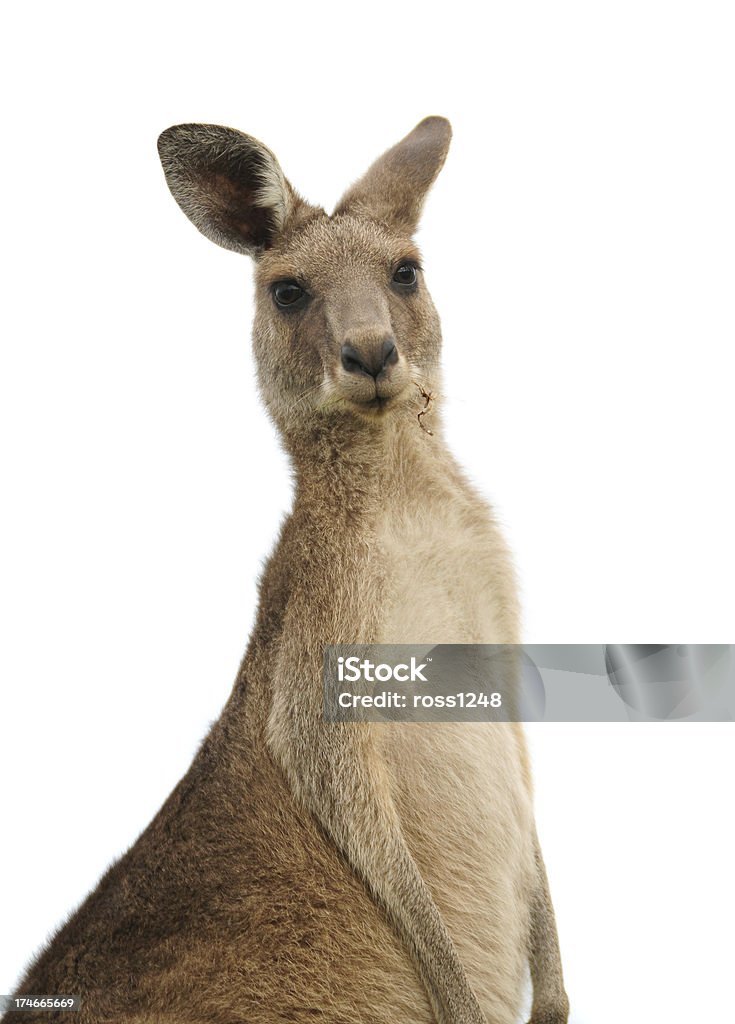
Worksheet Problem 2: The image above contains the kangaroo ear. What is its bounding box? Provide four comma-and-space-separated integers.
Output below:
157, 124, 313, 256
334, 116, 452, 235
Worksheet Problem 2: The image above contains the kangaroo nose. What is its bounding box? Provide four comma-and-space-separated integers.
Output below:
340, 338, 398, 379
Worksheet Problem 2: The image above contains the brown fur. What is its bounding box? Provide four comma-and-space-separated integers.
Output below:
5, 118, 568, 1024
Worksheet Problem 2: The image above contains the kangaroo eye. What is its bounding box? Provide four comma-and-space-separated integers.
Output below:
273, 281, 306, 308
393, 263, 418, 286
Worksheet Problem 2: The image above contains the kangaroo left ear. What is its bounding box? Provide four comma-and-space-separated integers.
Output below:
157, 123, 317, 257
333, 116, 452, 235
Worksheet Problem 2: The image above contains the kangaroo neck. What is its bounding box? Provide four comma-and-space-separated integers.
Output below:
284, 410, 445, 519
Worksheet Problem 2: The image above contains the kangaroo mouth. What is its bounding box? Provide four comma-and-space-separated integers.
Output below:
345, 385, 409, 414
334, 368, 412, 415
357, 394, 392, 410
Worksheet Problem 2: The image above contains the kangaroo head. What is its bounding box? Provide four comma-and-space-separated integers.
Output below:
158, 117, 451, 436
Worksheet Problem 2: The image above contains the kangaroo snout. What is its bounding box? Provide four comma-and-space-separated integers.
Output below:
340, 337, 398, 380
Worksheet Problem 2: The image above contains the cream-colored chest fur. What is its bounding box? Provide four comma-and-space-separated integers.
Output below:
375, 468, 515, 647
374, 482, 535, 1020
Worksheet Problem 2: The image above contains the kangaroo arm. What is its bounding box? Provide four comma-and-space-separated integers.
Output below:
265, 625, 487, 1024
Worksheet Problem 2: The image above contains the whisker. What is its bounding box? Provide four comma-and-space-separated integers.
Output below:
282, 380, 328, 418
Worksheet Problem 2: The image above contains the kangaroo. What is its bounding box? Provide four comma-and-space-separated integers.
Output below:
5, 117, 568, 1024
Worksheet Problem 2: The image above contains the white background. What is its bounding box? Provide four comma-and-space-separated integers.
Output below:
1, 3, 733, 1022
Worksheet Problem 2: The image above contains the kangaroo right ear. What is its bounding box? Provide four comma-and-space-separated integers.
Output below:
334, 116, 452, 235
157, 124, 311, 256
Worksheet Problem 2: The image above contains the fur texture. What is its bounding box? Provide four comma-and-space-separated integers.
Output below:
5, 118, 568, 1024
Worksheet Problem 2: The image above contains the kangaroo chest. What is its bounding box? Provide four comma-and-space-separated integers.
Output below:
371, 492, 535, 1008
375, 494, 506, 646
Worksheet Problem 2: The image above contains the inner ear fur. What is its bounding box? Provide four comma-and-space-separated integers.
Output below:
157, 123, 314, 256
334, 116, 452, 235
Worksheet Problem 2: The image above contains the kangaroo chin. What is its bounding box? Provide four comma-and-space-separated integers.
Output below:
6, 118, 568, 1024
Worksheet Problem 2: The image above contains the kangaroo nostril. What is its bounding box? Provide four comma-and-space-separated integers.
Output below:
381, 338, 398, 371
341, 343, 371, 377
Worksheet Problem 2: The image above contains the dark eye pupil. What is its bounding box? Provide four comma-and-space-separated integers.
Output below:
394, 264, 417, 285
274, 282, 304, 306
